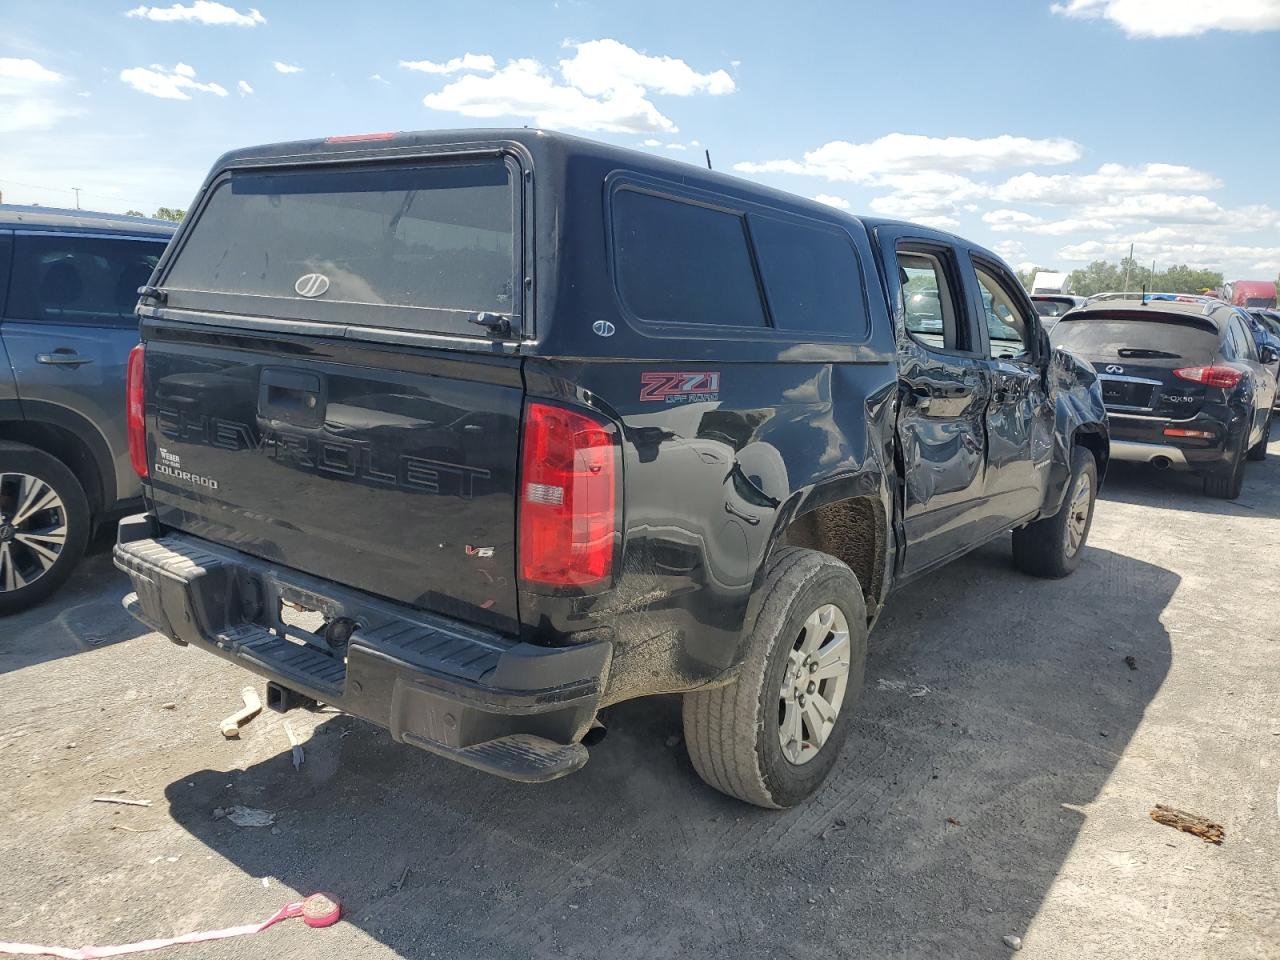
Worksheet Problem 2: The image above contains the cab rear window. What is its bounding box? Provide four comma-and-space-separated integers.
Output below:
162, 159, 517, 337
612, 189, 766, 328
610, 186, 868, 338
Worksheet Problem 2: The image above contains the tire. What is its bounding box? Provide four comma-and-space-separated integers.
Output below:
0, 444, 91, 615
1246, 413, 1271, 462
1203, 435, 1246, 499
1011, 446, 1098, 579
682, 546, 868, 809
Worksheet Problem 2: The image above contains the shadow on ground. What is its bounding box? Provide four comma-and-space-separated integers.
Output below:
0, 533, 148, 675
163, 541, 1177, 959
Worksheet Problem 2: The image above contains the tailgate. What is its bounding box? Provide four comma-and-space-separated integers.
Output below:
143, 328, 522, 632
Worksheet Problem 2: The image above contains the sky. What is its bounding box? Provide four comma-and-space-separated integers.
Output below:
2, 0, 1279, 279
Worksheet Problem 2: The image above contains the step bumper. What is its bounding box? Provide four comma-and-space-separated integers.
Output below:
114, 517, 609, 783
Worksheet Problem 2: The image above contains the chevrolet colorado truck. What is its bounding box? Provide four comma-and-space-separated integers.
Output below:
114, 129, 1108, 807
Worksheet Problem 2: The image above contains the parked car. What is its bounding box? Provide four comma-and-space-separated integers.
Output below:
113, 129, 1109, 808
1052, 300, 1277, 498
0, 205, 175, 612
1238, 307, 1280, 386
1031, 293, 1086, 329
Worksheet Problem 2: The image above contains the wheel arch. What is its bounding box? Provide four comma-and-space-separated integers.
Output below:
0, 413, 112, 516
747, 478, 892, 639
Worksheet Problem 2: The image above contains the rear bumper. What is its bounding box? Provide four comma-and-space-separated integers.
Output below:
1106, 411, 1239, 473
113, 515, 610, 783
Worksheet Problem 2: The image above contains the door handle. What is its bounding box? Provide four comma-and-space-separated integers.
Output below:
36, 352, 94, 367
909, 386, 932, 412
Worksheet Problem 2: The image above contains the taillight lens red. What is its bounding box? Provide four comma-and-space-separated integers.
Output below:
1173, 365, 1243, 389
126, 343, 148, 478
518, 402, 619, 590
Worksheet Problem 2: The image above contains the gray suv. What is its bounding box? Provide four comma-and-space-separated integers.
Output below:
0, 205, 174, 612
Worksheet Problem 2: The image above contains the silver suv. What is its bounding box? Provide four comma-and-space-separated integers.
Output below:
0, 205, 174, 612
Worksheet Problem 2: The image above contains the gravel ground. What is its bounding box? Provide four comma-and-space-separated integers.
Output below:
1, 439, 1277, 960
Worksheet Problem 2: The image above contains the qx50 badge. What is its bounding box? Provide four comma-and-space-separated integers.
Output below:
294, 273, 331, 298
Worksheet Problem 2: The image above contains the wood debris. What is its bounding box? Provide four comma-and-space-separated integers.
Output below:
1150, 804, 1224, 844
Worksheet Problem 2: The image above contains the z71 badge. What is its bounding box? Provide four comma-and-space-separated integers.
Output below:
639, 371, 721, 403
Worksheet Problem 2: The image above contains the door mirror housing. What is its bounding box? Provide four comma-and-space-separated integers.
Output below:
1037, 326, 1053, 367
1261, 345, 1279, 365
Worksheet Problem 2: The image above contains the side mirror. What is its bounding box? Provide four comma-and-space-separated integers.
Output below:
1261, 345, 1279, 365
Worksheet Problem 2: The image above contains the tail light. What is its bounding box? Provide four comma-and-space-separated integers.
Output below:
126, 343, 148, 478
1173, 365, 1243, 389
518, 402, 619, 591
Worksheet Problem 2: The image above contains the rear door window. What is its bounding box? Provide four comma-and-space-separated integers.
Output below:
162, 159, 518, 337
6, 235, 163, 328
612, 188, 766, 328
748, 214, 868, 338
895, 249, 968, 352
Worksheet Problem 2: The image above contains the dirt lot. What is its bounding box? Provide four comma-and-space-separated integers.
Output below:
2, 442, 1278, 960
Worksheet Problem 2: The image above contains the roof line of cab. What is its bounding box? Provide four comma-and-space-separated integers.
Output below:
0, 203, 176, 235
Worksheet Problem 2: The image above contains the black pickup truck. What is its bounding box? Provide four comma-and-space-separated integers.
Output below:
114, 129, 1109, 808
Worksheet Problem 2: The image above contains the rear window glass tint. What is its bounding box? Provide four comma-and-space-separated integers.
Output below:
7, 235, 164, 327
749, 214, 867, 337
163, 160, 515, 332
1051, 316, 1219, 360
612, 189, 765, 327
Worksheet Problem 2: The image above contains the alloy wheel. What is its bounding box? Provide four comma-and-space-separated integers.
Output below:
0, 472, 69, 592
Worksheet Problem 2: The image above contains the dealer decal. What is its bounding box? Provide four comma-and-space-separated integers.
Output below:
639, 371, 721, 403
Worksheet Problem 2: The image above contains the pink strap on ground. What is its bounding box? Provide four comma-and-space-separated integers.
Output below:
0, 894, 340, 960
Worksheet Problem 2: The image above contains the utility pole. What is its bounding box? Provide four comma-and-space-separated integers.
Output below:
72, 187, 81, 210
1122, 242, 1134, 293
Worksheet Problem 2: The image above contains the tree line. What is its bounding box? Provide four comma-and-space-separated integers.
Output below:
126, 207, 185, 222
1016, 258, 1228, 297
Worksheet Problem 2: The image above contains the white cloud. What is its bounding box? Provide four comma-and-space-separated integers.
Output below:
1026, 217, 1118, 236
641, 138, 662, 147
236, 79, 252, 95
984, 208, 1041, 228
1078, 193, 1227, 223
0, 57, 63, 83
399, 53, 496, 75
0, 57, 81, 133
994, 162, 1221, 204
993, 239, 1030, 263
734, 133, 1081, 182
558, 39, 734, 97
1057, 238, 1280, 272
273, 61, 303, 74
1050, 0, 1280, 37
665, 142, 688, 150
813, 194, 851, 210
422, 57, 677, 134
983, 208, 1117, 235
119, 62, 228, 100
126, 1, 265, 26
415, 42, 734, 135
370, 73, 388, 83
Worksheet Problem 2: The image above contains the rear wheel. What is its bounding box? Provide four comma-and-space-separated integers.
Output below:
1247, 413, 1271, 462
0, 445, 91, 614
682, 547, 867, 808
1203, 435, 1246, 499
1011, 446, 1097, 579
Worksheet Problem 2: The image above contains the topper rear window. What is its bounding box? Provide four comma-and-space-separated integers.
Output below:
161, 158, 518, 337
